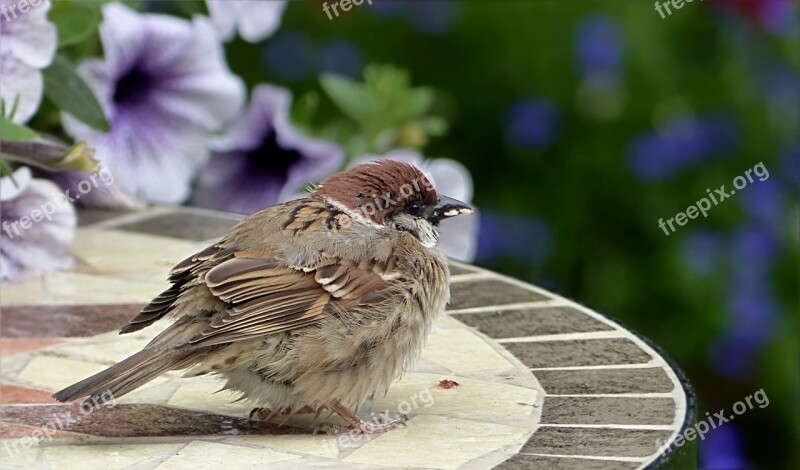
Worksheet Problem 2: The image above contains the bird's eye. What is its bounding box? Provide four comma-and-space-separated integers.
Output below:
407, 202, 422, 217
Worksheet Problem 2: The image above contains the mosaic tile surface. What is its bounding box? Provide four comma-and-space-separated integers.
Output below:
0, 207, 693, 469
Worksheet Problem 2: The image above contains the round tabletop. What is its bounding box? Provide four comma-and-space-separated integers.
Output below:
0, 206, 695, 470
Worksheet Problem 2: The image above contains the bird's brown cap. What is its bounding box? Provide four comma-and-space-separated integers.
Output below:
313, 160, 439, 224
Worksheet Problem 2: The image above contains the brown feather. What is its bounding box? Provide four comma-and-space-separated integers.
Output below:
178, 255, 394, 349
313, 160, 438, 224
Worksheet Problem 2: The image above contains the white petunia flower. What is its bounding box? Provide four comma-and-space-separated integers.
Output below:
206, 0, 287, 43
0, 0, 57, 123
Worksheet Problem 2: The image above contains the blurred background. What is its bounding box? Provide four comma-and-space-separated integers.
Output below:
233, 2, 800, 466
2, 0, 798, 468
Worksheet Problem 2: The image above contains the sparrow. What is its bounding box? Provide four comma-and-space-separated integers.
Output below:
54, 160, 474, 434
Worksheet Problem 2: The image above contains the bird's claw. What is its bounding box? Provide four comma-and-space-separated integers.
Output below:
313, 413, 408, 435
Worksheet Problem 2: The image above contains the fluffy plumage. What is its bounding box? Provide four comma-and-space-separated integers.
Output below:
53, 160, 472, 434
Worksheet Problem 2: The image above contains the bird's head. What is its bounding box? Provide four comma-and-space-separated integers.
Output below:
313, 160, 473, 247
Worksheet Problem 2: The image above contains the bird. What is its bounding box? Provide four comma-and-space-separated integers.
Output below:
53, 160, 474, 434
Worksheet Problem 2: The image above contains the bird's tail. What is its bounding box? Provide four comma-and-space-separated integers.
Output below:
52, 349, 195, 406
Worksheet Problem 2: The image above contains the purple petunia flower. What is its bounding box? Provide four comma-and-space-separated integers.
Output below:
504, 99, 562, 150
0, 0, 56, 123
351, 149, 479, 262
206, 0, 287, 43
193, 84, 344, 215
62, 3, 246, 204
1, 167, 76, 283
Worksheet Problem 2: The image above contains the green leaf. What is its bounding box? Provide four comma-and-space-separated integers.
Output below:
403, 88, 435, 120
42, 56, 110, 132
320, 74, 376, 125
0, 158, 19, 184
0, 118, 39, 142
49, 2, 100, 47
291, 91, 320, 127
418, 117, 448, 137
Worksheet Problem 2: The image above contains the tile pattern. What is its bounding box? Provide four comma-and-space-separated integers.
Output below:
0, 207, 693, 469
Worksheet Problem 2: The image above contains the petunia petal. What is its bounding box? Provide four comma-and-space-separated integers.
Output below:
232, 0, 287, 42
0, 0, 56, 69
0, 167, 76, 283
64, 4, 245, 204
0, 0, 55, 123
195, 84, 343, 213
98, 3, 149, 78
206, 0, 287, 43
205, 0, 237, 41
212, 84, 289, 152
0, 51, 43, 123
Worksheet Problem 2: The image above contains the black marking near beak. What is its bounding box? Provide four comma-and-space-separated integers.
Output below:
427, 195, 474, 224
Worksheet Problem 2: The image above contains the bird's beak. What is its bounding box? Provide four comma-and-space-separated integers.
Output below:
428, 195, 474, 223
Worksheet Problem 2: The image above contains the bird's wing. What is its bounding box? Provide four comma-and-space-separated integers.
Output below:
119, 244, 236, 334
178, 251, 400, 348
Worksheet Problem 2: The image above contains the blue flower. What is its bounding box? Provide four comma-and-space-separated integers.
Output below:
504, 99, 561, 149
476, 212, 552, 265
731, 225, 777, 269
369, 2, 407, 18
699, 424, 749, 469
62, 3, 246, 204
574, 15, 623, 78
739, 179, 783, 227
193, 85, 344, 215
681, 229, 724, 275
316, 40, 364, 78
628, 113, 739, 181
779, 141, 800, 187
729, 291, 776, 345
369, 0, 456, 36
710, 331, 759, 379
407, 1, 456, 36
762, 61, 800, 124
262, 32, 315, 81
760, 0, 798, 38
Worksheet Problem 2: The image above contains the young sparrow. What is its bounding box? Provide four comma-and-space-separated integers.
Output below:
54, 160, 473, 434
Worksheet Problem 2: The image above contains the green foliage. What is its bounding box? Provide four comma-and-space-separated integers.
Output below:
319, 65, 445, 157
0, 118, 38, 142
42, 56, 110, 132
49, 1, 101, 47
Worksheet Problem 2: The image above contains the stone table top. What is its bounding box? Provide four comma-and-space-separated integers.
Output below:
0, 206, 694, 470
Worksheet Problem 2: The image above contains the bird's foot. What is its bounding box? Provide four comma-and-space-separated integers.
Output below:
249, 406, 317, 421
314, 413, 408, 435
249, 407, 272, 421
